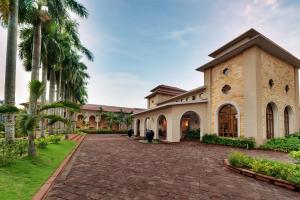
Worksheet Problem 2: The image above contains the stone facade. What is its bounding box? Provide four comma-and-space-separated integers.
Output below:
134, 29, 300, 144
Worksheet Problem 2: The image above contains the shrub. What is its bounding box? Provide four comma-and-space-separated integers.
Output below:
0, 139, 28, 166
229, 151, 300, 185
48, 135, 61, 144
260, 137, 300, 152
286, 132, 300, 139
202, 134, 256, 149
0, 122, 4, 132
184, 129, 200, 140
289, 148, 300, 164
36, 138, 49, 149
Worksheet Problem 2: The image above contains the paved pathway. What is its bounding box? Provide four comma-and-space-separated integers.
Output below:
45, 134, 299, 200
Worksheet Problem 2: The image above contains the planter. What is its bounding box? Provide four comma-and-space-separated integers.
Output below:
127, 129, 134, 137
146, 130, 154, 143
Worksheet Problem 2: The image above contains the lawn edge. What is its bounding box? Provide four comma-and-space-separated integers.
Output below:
223, 159, 300, 192
32, 135, 86, 200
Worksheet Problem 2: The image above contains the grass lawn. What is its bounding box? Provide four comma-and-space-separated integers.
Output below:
0, 140, 76, 200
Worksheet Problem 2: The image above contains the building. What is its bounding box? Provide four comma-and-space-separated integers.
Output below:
76, 104, 145, 130
133, 29, 300, 145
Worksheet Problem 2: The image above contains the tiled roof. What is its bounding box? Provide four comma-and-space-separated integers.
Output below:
81, 104, 145, 114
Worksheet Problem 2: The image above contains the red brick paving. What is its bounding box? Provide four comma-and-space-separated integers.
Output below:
45, 134, 299, 200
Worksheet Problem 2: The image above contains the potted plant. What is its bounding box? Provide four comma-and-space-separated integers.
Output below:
127, 129, 134, 137
146, 130, 154, 143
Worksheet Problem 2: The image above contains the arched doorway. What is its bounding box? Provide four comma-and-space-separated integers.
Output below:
180, 111, 200, 139
157, 115, 167, 140
284, 106, 293, 136
266, 102, 278, 139
77, 115, 84, 128
89, 115, 96, 128
144, 117, 151, 133
136, 119, 141, 136
218, 104, 238, 137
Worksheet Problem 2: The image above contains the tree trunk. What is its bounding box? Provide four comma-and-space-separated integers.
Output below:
4, 0, 18, 143
48, 69, 56, 135
40, 62, 47, 137
27, 20, 42, 156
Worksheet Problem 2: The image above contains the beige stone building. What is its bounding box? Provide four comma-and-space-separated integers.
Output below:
133, 29, 300, 145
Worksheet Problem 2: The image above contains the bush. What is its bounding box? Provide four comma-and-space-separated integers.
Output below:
36, 138, 49, 149
286, 132, 300, 139
202, 134, 256, 149
289, 148, 300, 164
260, 137, 300, 152
229, 151, 300, 185
0, 122, 4, 132
0, 139, 28, 166
81, 128, 128, 134
184, 129, 200, 140
48, 135, 61, 144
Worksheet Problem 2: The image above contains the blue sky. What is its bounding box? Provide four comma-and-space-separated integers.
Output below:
1, 0, 300, 108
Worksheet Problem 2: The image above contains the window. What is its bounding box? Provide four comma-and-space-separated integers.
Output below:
285, 85, 290, 93
152, 100, 154, 103
218, 104, 238, 137
221, 85, 231, 94
269, 79, 274, 88
186, 97, 189, 101
223, 68, 229, 76
192, 96, 196, 100
181, 99, 183, 102
266, 104, 274, 139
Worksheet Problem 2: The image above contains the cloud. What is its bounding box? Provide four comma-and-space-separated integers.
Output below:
165, 26, 206, 47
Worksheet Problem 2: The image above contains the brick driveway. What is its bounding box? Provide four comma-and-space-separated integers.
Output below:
45, 134, 299, 200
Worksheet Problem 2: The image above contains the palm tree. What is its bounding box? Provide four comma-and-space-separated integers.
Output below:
124, 114, 134, 129
104, 112, 117, 130
0, 80, 80, 156
0, 0, 19, 143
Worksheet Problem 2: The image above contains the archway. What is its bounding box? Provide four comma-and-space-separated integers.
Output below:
76, 115, 84, 128
218, 104, 238, 137
266, 102, 278, 139
136, 119, 141, 136
144, 117, 151, 133
89, 115, 96, 128
180, 111, 200, 139
284, 106, 293, 136
157, 115, 167, 140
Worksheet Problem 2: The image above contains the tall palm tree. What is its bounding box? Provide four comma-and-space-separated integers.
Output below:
0, 0, 19, 143
104, 112, 117, 130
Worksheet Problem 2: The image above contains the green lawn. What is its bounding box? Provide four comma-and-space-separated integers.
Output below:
0, 140, 76, 200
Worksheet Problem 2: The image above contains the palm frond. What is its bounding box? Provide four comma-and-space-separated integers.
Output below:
39, 101, 80, 112
0, 104, 20, 114
28, 80, 46, 101
64, 0, 88, 18
42, 114, 70, 126
17, 113, 39, 134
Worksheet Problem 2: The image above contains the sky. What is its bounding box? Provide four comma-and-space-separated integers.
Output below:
1, 0, 300, 108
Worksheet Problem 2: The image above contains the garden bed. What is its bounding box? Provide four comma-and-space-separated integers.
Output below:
0, 140, 77, 200
202, 134, 256, 149
224, 152, 300, 192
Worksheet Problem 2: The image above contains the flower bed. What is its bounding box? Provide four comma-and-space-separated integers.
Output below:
228, 152, 300, 188
202, 134, 256, 149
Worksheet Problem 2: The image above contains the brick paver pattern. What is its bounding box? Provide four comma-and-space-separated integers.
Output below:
45, 134, 299, 200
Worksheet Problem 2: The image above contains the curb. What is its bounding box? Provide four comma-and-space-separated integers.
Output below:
32, 135, 86, 200
223, 159, 300, 192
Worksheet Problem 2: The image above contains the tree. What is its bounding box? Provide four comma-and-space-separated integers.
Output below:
0, 80, 80, 156
124, 114, 134, 129
103, 112, 117, 130
0, 0, 19, 143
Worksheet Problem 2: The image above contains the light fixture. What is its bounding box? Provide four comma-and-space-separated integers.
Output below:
185, 121, 189, 127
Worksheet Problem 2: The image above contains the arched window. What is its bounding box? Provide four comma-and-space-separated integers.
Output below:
218, 104, 238, 137
266, 104, 274, 139
284, 106, 293, 136
157, 115, 167, 140
136, 119, 141, 136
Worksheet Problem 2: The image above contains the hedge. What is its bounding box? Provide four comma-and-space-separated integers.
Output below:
184, 129, 200, 140
229, 151, 300, 185
260, 137, 300, 152
81, 129, 128, 134
202, 134, 256, 149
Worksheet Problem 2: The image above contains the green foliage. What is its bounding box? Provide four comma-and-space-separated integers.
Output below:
36, 138, 49, 149
0, 140, 76, 200
0, 122, 4, 132
81, 128, 127, 134
289, 149, 300, 164
0, 105, 20, 114
202, 134, 256, 149
228, 152, 300, 185
184, 128, 200, 140
0, 140, 28, 166
28, 80, 46, 103
286, 132, 300, 139
47, 135, 62, 144
39, 101, 80, 113
260, 137, 300, 152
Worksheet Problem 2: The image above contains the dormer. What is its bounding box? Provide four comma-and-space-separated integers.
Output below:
145, 85, 186, 109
